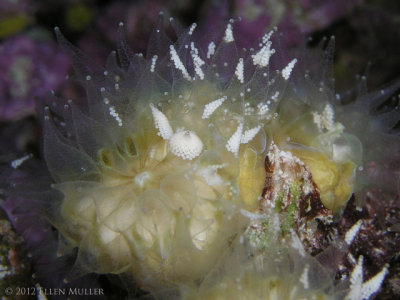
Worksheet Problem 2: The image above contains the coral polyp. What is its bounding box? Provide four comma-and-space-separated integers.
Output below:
3, 14, 399, 299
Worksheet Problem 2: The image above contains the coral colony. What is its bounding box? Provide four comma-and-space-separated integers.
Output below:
4, 15, 400, 299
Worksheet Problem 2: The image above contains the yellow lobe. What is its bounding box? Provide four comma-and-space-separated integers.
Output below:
290, 148, 355, 212
333, 161, 356, 209
238, 146, 265, 210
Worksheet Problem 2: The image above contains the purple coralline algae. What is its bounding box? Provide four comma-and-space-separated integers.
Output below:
0, 36, 69, 121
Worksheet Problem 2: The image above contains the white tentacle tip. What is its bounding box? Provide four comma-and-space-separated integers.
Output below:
169, 130, 203, 160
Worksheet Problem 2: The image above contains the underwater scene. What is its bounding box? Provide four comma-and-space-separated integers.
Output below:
0, 1, 399, 299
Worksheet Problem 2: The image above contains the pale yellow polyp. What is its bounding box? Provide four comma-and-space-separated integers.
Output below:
289, 148, 355, 212
238, 146, 265, 210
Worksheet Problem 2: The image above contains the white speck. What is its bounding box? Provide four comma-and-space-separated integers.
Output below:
291, 231, 306, 257
240, 209, 266, 220
198, 164, 227, 186
150, 55, 158, 72
271, 91, 280, 101
188, 23, 197, 35
313, 113, 322, 131
169, 45, 191, 81
348, 253, 357, 265
150, 103, 173, 140
257, 102, 269, 116
169, 130, 203, 160
252, 42, 275, 67
226, 123, 243, 157
207, 42, 216, 59
346, 255, 389, 300
103, 71, 108, 76
323, 104, 335, 130
190, 42, 205, 79
86, 75, 91, 81
109, 106, 123, 127
114, 83, 119, 90
235, 58, 244, 83
134, 171, 151, 188
202, 96, 226, 119
361, 264, 389, 299
11, 154, 32, 169
262, 30, 275, 44
224, 23, 234, 43
300, 265, 310, 289
313, 104, 335, 132
346, 256, 364, 300
345, 219, 362, 245
282, 58, 297, 80
241, 126, 261, 144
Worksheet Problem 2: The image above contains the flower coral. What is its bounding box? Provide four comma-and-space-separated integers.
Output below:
2, 14, 399, 299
